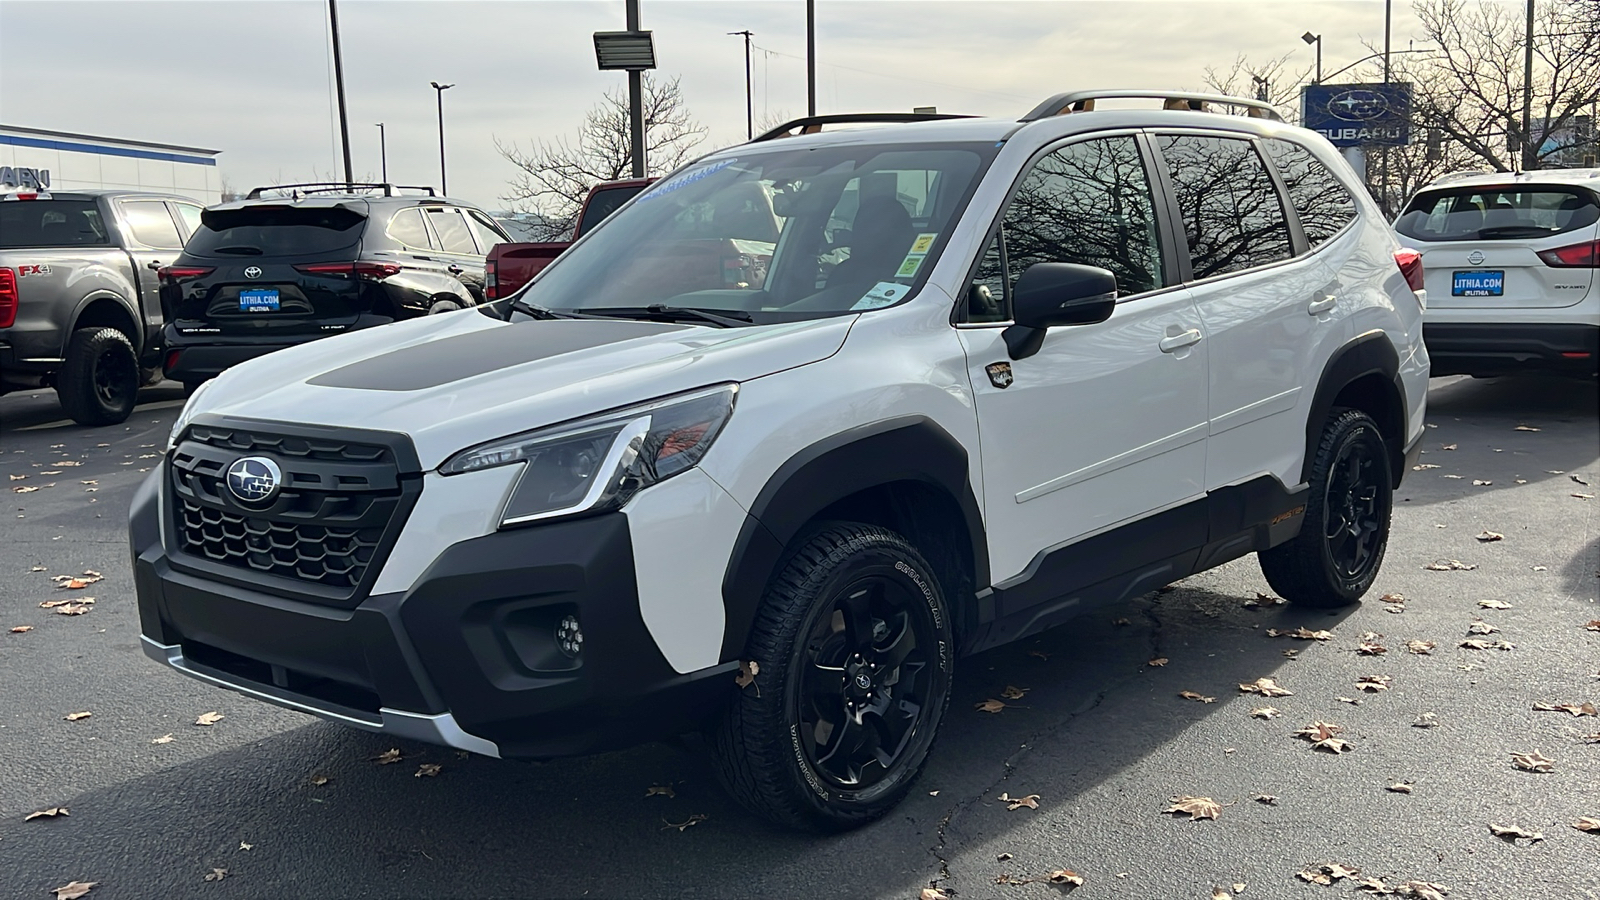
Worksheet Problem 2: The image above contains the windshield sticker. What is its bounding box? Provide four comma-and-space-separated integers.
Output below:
895, 254, 926, 278
909, 232, 938, 255
851, 282, 909, 311
637, 159, 736, 202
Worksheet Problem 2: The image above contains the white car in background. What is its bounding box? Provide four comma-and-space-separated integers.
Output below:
1395, 169, 1600, 377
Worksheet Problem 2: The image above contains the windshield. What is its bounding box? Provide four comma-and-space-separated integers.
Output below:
508, 142, 997, 323
186, 205, 367, 257
1395, 186, 1599, 241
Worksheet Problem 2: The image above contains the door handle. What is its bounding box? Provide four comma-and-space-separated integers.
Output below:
1159, 329, 1203, 353
147, 260, 163, 271
1308, 295, 1337, 315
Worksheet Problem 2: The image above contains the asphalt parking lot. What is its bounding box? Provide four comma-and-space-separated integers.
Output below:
1, 374, 1596, 900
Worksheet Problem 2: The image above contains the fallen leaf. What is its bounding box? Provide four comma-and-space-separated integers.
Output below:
309, 775, 331, 786
999, 792, 1040, 811
1299, 864, 1362, 885
1212, 888, 1230, 900
64, 711, 91, 721
1243, 592, 1286, 608
194, 711, 224, 726
371, 748, 403, 765
1164, 795, 1221, 820
1047, 869, 1084, 887
735, 660, 760, 690
1488, 823, 1543, 842
1253, 794, 1278, 805
1467, 620, 1497, 635
1584, 620, 1600, 632
661, 813, 708, 831
239, 842, 253, 850
1475, 531, 1503, 542
13, 486, 39, 493
29, 564, 46, 571
1337, 696, 1363, 705
1295, 721, 1353, 753
1358, 641, 1388, 656
1283, 648, 1301, 658
1478, 599, 1512, 609
1510, 750, 1554, 772
975, 699, 1009, 713
1028, 649, 1049, 660
151, 734, 174, 744
919, 889, 951, 900
1179, 691, 1216, 703
1250, 707, 1281, 719
10, 625, 33, 633
1573, 473, 1591, 485
1380, 593, 1406, 603
996, 852, 1013, 861
1388, 782, 1414, 793
1441, 443, 1457, 450
1111, 617, 1131, 626
204, 868, 228, 882
1148, 657, 1168, 667
1356, 675, 1392, 692
1413, 713, 1440, 728
51, 882, 97, 900
1573, 817, 1600, 833
56, 460, 82, 467
1573, 492, 1595, 500
1423, 559, 1476, 571
1411, 463, 1441, 470
1239, 677, 1293, 697
1472, 480, 1492, 486
1000, 685, 1029, 700
1532, 701, 1597, 717
414, 763, 442, 778
1514, 425, 1540, 432
1355, 877, 1394, 894
55, 603, 92, 616
25, 806, 69, 820
8, 474, 25, 481
1294, 627, 1333, 641
1460, 639, 1515, 650
646, 785, 676, 798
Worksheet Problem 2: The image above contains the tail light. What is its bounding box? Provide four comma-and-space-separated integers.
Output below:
295, 262, 401, 280
1537, 240, 1600, 268
0, 268, 17, 328
157, 265, 214, 282
485, 258, 499, 300
164, 350, 182, 372
1394, 248, 1425, 292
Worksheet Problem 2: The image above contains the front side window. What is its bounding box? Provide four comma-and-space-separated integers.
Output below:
1263, 139, 1358, 249
966, 135, 1164, 323
1159, 134, 1294, 279
513, 142, 997, 324
426, 208, 477, 254
120, 200, 184, 249
1395, 186, 1599, 241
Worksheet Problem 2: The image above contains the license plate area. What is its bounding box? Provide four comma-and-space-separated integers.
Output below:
239, 289, 281, 312
1451, 270, 1504, 297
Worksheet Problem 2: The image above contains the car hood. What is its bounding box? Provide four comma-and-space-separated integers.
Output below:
186, 310, 856, 469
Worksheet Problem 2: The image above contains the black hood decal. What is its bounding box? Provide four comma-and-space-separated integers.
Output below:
307, 319, 690, 391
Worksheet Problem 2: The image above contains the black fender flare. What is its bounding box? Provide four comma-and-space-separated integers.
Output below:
65, 289, 143, 355
1301, 330, 1406, 485
717, 416, 989, 661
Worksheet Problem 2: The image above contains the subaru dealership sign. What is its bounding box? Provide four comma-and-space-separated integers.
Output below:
1301, 83, 1412, 147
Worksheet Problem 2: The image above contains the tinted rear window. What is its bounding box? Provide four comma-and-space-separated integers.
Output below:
1396, 186, 1599, 241
575, 183, 648, 237
0, 200, 111, 249
186, 205, 367, 257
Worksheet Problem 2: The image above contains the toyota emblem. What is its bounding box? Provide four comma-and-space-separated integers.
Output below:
244, 266, 263, 279
225, 456, 282, 505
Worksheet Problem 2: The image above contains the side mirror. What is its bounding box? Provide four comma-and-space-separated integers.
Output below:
1002, 263, 1118, 360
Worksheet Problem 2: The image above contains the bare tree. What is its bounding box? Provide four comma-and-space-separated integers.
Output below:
1393, 0, 1600, 172
496, 75, 707, 240
1201, 53, 1312, 121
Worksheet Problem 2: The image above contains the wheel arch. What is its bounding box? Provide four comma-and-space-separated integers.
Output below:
718, 416, 989, 662
67, 292, 142, 353
1303, 330, 1407, 485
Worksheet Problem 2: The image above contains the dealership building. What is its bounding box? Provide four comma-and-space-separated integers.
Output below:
0, 124, 221, 205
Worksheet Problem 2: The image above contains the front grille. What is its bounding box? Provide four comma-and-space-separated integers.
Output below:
169, 423, 413, 601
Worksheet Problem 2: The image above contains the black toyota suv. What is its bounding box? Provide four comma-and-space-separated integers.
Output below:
157, 183, 511, 391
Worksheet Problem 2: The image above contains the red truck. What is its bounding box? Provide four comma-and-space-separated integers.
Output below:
485, 178, 653, 300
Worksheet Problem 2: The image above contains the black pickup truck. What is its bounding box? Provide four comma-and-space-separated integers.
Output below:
0, 187, 205, 425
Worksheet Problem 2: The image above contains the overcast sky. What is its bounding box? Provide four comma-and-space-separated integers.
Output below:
2, 0, 1429, 209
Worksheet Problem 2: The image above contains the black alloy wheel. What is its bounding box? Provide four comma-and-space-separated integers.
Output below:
56, 327, 140, 427
1260, 408, 1393, 606
710, 522, 953, 831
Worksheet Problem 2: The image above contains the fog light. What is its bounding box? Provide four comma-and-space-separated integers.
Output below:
556, 615, 583, 658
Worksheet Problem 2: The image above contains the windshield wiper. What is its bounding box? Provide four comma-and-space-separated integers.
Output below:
210, 245, 264, 255
506, 298, 604, 321
583, 305, 754, 328
1477, 225, 1558, 238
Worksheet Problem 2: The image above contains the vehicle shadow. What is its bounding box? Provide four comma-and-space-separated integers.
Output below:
1398, 373, 1598, 508
0, 584, 1353, 899
0, 382, 186, 435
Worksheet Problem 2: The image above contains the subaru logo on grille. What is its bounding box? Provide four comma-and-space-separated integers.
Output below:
225, 456, 282, 505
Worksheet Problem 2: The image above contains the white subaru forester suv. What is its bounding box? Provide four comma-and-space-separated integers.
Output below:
132, 91, 1429, 832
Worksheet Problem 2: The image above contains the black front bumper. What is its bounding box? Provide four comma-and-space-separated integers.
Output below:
131, 468, 737, 758
1424, 322, 1600, 376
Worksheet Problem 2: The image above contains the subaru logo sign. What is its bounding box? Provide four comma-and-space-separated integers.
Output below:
1326, 89, 1390, 121
225, 456, 282, 505
244, 266, 263, 279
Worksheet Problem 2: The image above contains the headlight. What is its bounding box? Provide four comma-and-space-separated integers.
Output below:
166, 379, 215, 450
440, 384, 738, 526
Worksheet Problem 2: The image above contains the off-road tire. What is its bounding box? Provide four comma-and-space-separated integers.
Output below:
56, 327, 139, 426
1259, 409, 1392, 607
709, 522, 954, 832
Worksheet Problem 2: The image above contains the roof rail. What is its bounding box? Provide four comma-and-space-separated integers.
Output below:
752, 112, 973, 143
1021, 90, 1284, 123
1427, 168, 1498, 186
244, 182, 438, 200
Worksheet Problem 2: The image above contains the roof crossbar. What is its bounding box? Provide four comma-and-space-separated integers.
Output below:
245, 182, 438, 200
752, 113, 973, 143
1021, 90, 1284, 123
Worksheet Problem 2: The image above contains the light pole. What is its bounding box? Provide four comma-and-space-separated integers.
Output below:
1302, 31, 1323, 84
430, 81, 453, 195
327, 0, 354, 186
729, 30, 754, 140
806, 0, 816, 116
592, 6, 656, 179
1521, 0, 1536, 169
375, 122, 387, 184
1251, 74, 1270, 103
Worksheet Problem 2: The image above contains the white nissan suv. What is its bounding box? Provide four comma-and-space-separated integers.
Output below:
1395, 168, 1600, 376
131, 91, 1429, 832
